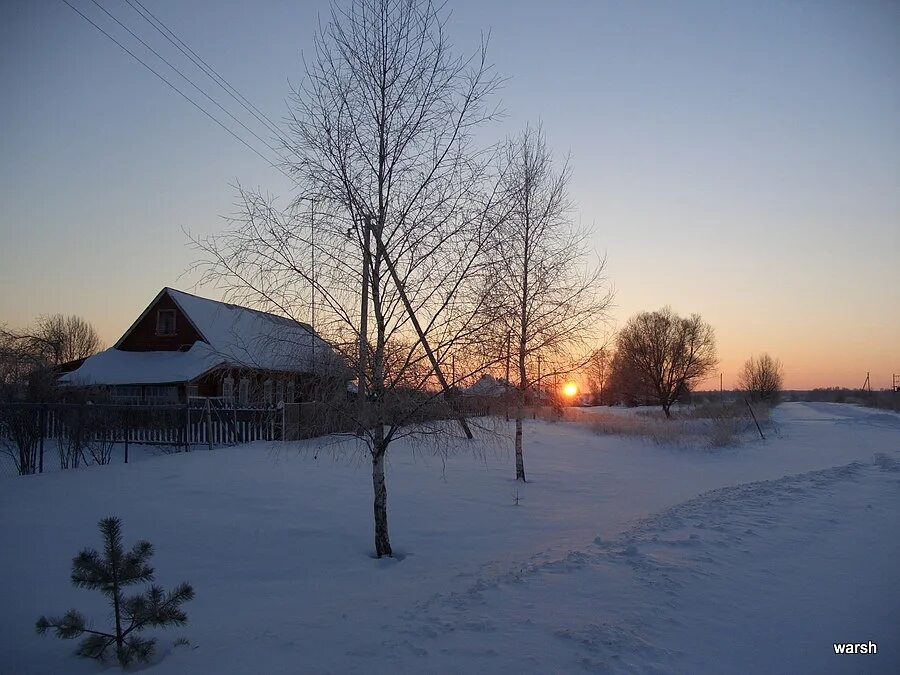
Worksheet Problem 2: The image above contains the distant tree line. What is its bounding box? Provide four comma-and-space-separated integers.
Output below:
799, 387, 899, 412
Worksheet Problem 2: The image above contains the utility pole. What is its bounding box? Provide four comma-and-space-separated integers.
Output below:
504, 330, 511, 384
310, 200, 316, 368
358, 213, 371, 399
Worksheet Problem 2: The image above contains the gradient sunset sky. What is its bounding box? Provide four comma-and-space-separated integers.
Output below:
1, 0, 898, 389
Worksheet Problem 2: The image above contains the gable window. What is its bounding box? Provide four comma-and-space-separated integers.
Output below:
156, 310, 176, 336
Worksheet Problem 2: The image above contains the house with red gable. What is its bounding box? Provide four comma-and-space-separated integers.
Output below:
59, 288, 347, 406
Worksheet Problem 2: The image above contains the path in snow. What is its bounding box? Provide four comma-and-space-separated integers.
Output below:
390, 455, 900, 674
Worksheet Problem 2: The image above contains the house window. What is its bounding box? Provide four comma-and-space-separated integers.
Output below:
222, 375, 234, 401
276, 381, 284, 406
187, 383, 199, 399
263, 379, 273, 407
144, 385, 178, 405
156, 310, 176, 336
110, 385, 142, 404
238, 377, 249, 407
286, 380, 295, 404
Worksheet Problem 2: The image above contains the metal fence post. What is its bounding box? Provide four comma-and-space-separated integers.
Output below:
205, 399, 214, 451
38, 404, 45, 474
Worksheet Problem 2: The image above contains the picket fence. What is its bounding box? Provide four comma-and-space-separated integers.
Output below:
3, 402, 278, 449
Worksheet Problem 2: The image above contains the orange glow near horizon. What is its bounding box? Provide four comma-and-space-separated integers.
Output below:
562, 381, 579, 398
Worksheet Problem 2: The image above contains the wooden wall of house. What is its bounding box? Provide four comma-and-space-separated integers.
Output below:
193, 369, 346, 406
118, 292, 204, 352
194, 375, 220, 398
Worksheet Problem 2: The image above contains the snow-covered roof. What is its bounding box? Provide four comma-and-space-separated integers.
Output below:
161, 288, 344, 374
59, 342, 223, 386
463, 374, 513, 397
61, 288, 348, 386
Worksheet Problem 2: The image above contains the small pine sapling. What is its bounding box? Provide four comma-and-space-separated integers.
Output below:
36, 517, 194, 667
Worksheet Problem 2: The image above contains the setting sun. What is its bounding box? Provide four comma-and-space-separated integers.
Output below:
562, 381, 578, 398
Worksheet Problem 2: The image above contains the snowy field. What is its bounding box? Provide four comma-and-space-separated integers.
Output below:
1, 402, 898, 674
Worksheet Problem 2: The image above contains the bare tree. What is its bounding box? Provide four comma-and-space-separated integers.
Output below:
482, 124, 612, 481
586, 346, 611, 405
0, 322, 61, 403
615, 307, 717, 418
738, 353, 784, 403
2, 314, 103, 367
0, 328, 48, 474
0, 327, 34, 398
606, 346, 650, 407
192, 0, 504, 557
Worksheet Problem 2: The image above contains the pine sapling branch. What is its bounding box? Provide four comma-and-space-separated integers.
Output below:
36, 517, 194, 668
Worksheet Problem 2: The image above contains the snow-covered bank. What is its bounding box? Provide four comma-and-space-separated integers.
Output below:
1, 402, 898, 673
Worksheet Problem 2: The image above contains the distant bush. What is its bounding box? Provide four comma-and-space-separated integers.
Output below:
706, 416, 741, 447
564, 401, 770, 449
56, 405, 122, 469
0, 405, 41, 475
738, 354, 784, 403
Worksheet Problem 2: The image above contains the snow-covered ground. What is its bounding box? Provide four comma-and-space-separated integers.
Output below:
0, 442, 178, 479
1, 402, 898, 673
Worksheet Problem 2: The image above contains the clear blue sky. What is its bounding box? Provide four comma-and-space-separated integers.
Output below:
1, 0, 898, 388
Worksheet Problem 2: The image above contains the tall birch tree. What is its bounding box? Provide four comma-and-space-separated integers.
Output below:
193, 0, 503, 557
485, 125, 612, 481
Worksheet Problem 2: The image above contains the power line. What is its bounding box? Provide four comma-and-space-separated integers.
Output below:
122, 0, 290, 145
58, 0, 295, 183
59, 0, 321, 332
88, 0, 291, 165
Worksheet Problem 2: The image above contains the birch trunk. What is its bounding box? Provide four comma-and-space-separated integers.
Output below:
371, 445, 392, 558
514, 416, 525, 482
516, 317, 528, 482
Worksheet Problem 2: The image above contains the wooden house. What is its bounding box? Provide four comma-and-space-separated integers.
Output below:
59, 288, 347, 406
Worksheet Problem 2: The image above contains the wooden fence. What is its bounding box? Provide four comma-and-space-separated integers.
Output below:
0, 402, 280, 476
2, 398, 491, 476
37, 403, 279, 446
